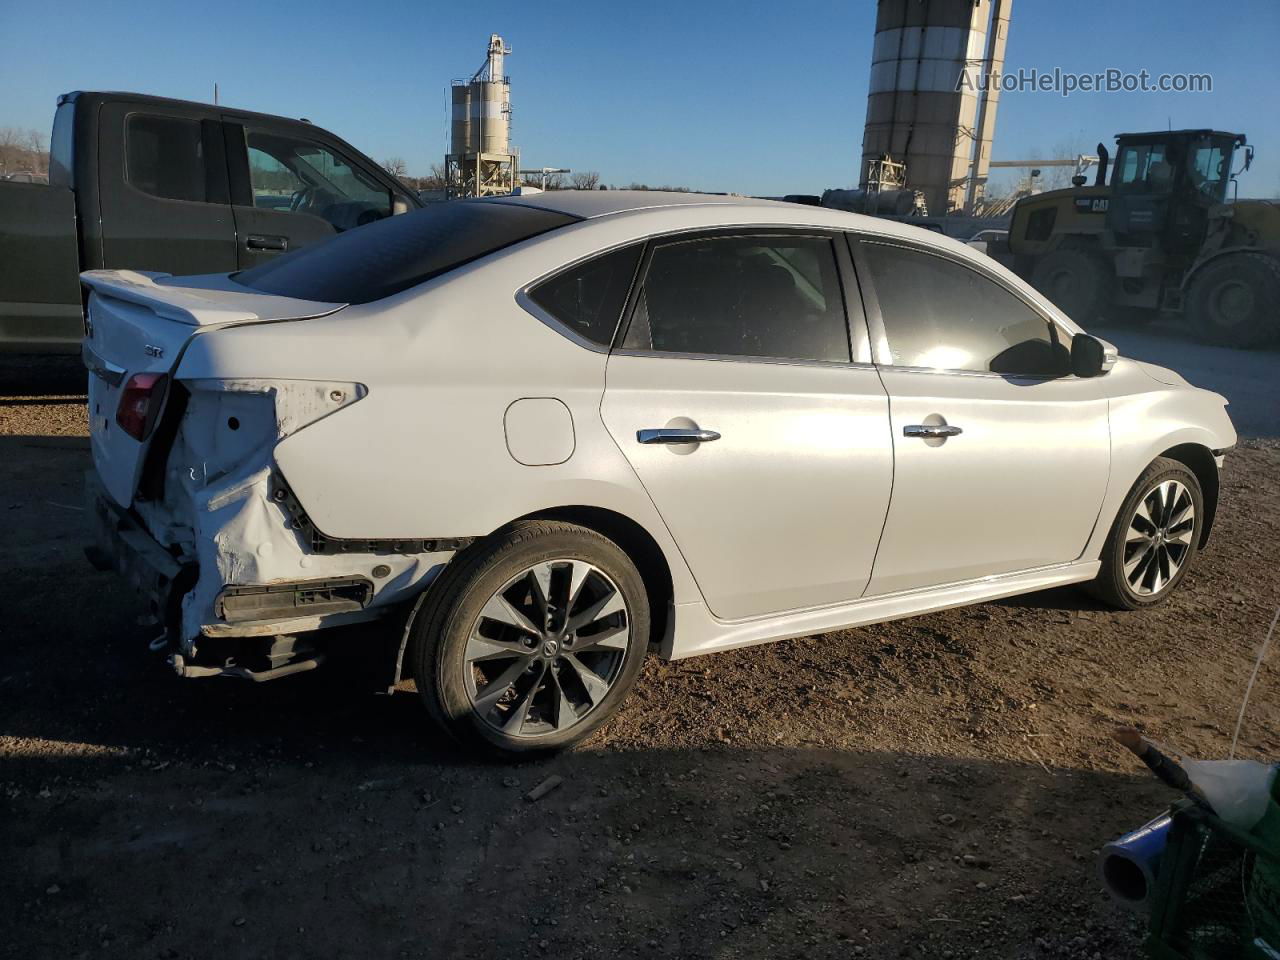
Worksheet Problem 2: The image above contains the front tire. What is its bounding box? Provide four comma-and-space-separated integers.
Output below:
1030, 248, 1114, 325
1186, 252, 1280, 348
1088, 457, 1203, 610
411, 520, 650, 756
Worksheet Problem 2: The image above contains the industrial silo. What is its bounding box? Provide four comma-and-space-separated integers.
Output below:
470, 79, 510, 155
860, 0, 1010, 215
444, 34, 516, 198
450, 82, 473, 156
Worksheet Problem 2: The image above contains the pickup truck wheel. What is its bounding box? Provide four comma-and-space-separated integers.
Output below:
1088, 458, 1202, 610
1030, 248, 1114, 325
410, 520, 649, 756
1187, 253, 1280, 348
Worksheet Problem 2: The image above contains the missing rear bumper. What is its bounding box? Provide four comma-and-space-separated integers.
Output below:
85, 470, 196, 638
215, 577, 374, 624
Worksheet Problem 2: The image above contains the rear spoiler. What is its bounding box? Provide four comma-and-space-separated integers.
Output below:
80, 270, 345, 328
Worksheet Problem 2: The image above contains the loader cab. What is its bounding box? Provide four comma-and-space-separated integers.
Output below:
1108, 130, 1244, 258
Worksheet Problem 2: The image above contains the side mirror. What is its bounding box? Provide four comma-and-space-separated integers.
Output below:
1071, 333, 1111, 377
392, 196, 411, 216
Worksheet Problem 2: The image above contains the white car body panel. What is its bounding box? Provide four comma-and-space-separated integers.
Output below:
1079, 358, 1235, 561
866, 368, 1111, 595
666, 559, 1101, 659
601, 354, 892, 620
79, 192, 1237, 667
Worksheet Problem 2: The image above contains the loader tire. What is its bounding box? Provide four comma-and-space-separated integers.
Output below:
1186, 252, 1280, 348
1030, 248, 1114, 325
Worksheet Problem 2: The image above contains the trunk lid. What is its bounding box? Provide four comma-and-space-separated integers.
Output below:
81, 269, 343, 507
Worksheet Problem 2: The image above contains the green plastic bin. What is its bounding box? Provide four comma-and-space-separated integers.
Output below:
1146, 795, 1280, 959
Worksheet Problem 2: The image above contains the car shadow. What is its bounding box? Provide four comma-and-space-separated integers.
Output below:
0, 354, 86, 399
996, 583, 1109, 612
2, 626, 1159, 959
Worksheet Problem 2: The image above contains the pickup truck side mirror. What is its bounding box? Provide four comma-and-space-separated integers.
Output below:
1071, 333, 1115, 377
392, 196, 411, 216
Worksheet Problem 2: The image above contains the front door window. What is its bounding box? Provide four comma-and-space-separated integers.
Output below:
861, 242, 1069, 377
244, 129, 392, 231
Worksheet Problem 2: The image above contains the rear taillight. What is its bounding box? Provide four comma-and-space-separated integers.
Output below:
115, 373, 168, 441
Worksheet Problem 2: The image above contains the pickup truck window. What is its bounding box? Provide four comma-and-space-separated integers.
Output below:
49, 102, 75, 188
245, 129, 392, 231
126, 115, 208, 203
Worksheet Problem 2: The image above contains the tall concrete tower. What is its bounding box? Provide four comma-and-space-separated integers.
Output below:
860, 0, 1011, 216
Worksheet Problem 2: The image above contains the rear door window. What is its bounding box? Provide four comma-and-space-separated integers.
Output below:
528, 245, 643, 347
125, 115, 207, 202
621, 234, 851, 363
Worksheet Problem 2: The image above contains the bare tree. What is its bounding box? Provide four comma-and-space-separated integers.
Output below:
570, 170, 601, 191
624, 182, 690, 192
0, 127, 48, 178
1008, 139, 1089, 193
382, 156, 408, 179
414, 162, 448, 191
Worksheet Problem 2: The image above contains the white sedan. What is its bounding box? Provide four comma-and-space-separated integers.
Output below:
81, 191, 1236, 754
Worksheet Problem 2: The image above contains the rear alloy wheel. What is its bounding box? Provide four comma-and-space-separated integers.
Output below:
411, 521, 649, 755
1186, 252, 1280, 348
1030, 248, 1114, 325
1089, 457, 1203, 610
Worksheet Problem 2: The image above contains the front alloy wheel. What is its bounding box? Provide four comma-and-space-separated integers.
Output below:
411, 520, 650, 755
1121, 479, 1195, 596
1089, 457, 1204, 609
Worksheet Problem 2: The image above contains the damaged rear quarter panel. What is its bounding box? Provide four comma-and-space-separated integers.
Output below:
144, 371, 450, 645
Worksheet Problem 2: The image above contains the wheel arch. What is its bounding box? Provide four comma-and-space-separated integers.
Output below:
1181, 245, 1271, 292
1158, 442, 1219, 548
388, 504, 678, 689
516, 505, 676, 656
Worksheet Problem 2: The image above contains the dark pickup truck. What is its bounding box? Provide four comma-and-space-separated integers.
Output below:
0, 91, 422, 354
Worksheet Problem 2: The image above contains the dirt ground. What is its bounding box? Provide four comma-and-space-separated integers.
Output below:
3, 353, 1279, 960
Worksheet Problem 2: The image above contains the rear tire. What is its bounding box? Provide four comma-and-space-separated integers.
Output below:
1088, 457, 1203, 610
1186, 252, 1280, 348
410, 520, 650, 756
1030, 248, 1114, 325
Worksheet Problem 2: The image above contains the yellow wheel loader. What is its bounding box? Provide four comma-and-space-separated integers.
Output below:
1007, 130, 1280, 348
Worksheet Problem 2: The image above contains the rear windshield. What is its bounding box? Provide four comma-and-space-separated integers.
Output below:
234, 201, 579, 304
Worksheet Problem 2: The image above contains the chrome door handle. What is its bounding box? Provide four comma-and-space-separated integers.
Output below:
637, 428, 721, 445
904, 424, 963, 439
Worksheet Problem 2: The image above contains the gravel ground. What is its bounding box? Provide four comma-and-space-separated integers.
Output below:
2, 353, 1278, 960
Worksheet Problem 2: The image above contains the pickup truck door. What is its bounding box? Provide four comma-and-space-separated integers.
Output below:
0, 181, 83, 352
222, 121, 402, 269
96, 100, 238, 276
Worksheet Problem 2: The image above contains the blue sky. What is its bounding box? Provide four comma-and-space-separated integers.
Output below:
2, 0, 1277, 197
